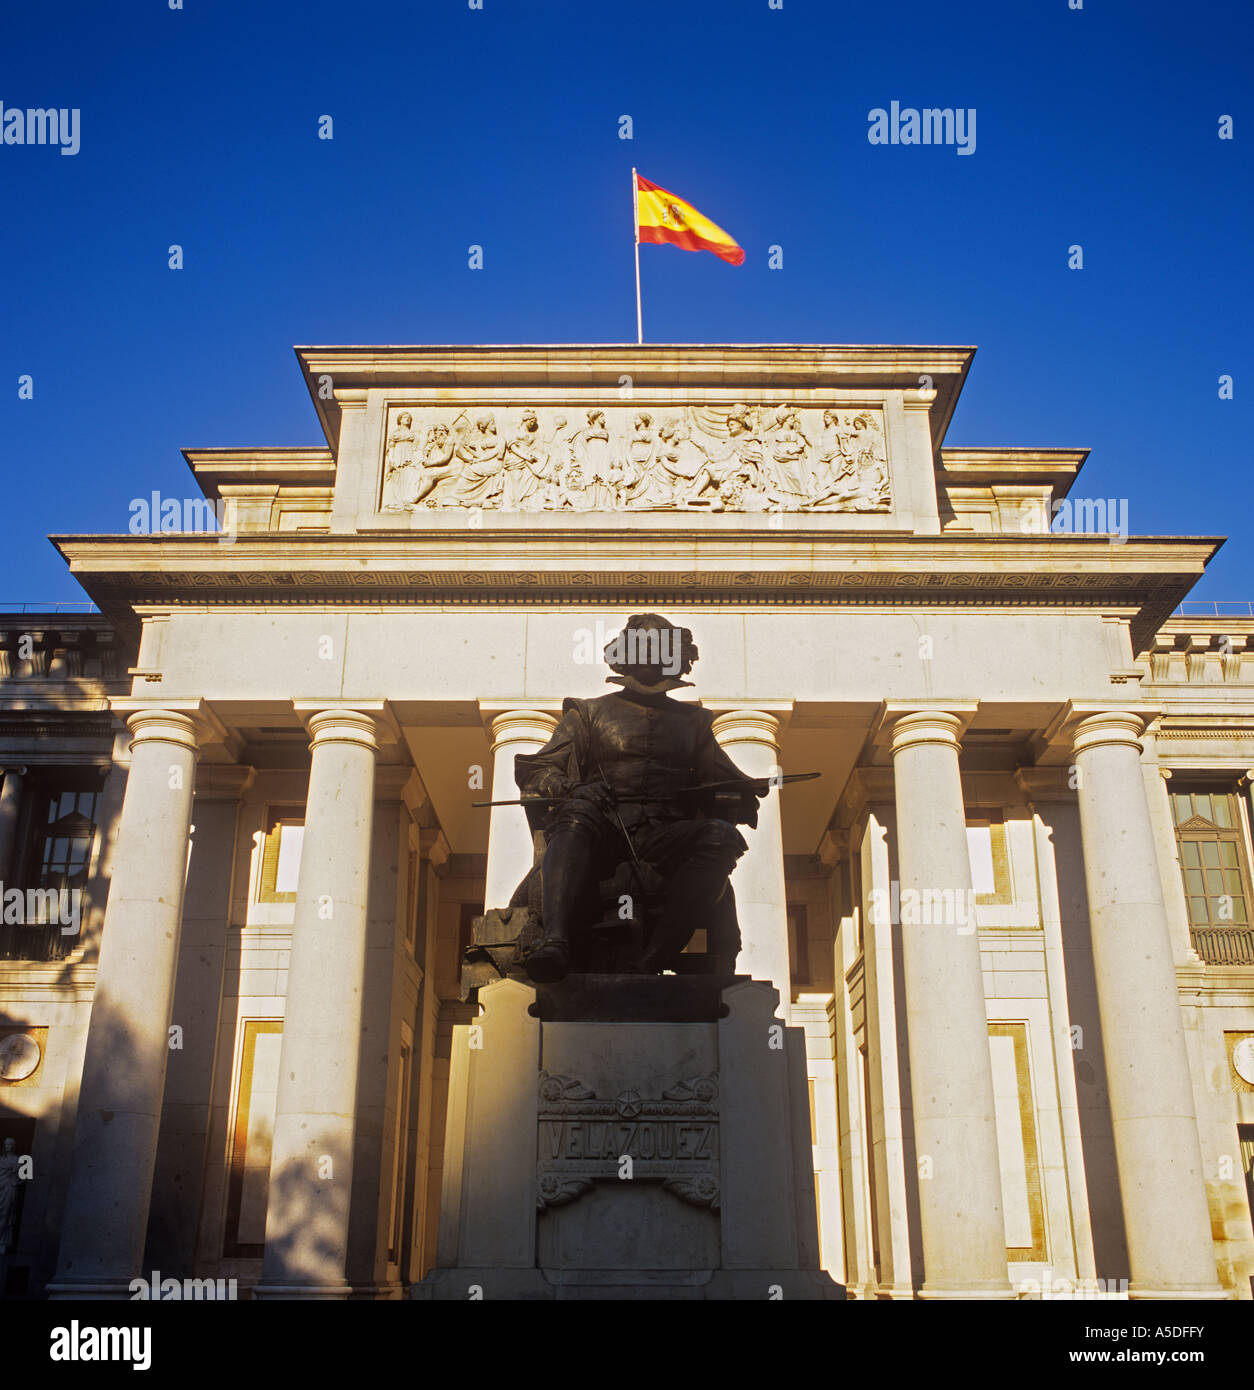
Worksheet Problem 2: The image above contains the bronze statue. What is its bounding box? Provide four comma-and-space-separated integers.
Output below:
466, 615, 767, 988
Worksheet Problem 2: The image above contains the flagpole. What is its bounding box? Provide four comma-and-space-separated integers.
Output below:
632, 167, 643, 344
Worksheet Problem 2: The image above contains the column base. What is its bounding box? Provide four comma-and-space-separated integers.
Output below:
46, 1279, 137, 1301
918, 1283, 1016, 1301
252, 1281, 352, 1300
412, 1267, 844, 1300
1128, 1282, 1231, 1301
346, 1280, 405, 1300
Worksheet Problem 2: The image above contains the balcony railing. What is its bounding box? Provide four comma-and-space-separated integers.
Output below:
0, 602, 98, 614
1174, 601, 1254, 617
1189, 926, 1254, 966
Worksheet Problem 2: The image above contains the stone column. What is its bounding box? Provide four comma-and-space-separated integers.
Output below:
889, 710, 1012, 1300
256, 708, 379, 1299
0, 764, 26, 883
48, 709, 200, 1298
712, 710, 791, 1017
482, 708, 557, 911
1072, 711, 1226, 1299
146, 765, 253, 1274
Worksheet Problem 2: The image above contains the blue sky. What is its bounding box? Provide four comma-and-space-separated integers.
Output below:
2, 0, 1250, 601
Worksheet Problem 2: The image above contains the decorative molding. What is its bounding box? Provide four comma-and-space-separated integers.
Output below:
0, 719, 116, 740
661, 1074, 719, 1104
538, 1071, 595, 1102
535, 1175, 594, 1210
1156, 729, 1254, 741
662, 1175, 721, 1210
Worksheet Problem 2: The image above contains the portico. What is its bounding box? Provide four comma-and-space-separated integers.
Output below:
5, 343, 1244, 1300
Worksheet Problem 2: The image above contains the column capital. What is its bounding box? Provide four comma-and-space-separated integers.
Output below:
0, 764, 27, 779
1072, 710, 1146, 757
483, 707, 559, 753
300, 707, 380, 755
871, 700, 977, 754
125, 708, 202, 756
711, 708, 781, 749
888, 709, 967, 758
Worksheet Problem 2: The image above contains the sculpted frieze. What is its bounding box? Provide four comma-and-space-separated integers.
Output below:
380, 404, 891, 514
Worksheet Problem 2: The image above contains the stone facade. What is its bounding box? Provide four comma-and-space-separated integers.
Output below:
0, 343, 1251, 1299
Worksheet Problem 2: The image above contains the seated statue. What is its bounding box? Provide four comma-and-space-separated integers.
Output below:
464, 614, 765, 989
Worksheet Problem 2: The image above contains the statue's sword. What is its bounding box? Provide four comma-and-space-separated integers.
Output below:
471, 770, 820, 808
595, 758, 644, 873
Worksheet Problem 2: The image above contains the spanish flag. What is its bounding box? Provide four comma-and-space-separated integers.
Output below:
634, 172, 745, 266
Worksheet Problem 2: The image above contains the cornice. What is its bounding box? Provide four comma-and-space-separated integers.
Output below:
50, 531, 1216, 653
51, 531, 1218, 580
293, 342, 976, 453
937, 447, 1089, 499
182, 447, 336, 498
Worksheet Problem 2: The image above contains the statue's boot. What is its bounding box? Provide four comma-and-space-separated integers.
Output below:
525, 827, 593, 984
638, 863, 729, 974
524, 930, 570, 984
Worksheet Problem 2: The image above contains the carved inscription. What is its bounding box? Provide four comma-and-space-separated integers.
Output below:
542, 1120, 716, 1162
381, 405, 890, 515
535, 1071, 720, 1211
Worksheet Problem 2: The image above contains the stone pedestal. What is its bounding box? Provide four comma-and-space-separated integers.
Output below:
414, 974, 842, 1300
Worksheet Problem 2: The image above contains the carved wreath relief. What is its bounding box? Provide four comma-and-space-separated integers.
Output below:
380, 404, 891, 514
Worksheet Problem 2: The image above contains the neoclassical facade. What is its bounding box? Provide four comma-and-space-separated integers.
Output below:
0, 343, 1251, 1299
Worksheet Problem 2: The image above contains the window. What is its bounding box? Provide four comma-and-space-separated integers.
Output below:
0, 769, 103, 961
223, 1020, 283, 1258
1170, 785, 1251, 926
966, 808, 1012, 905
257, 806, 305, 903
1170, 781, 1254, 965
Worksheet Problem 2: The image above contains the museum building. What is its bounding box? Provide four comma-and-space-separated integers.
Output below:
0, 343, 1252, 1300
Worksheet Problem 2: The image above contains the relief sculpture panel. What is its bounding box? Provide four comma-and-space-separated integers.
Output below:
536, 1070, 721, 1211
380, 403, 891, 514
